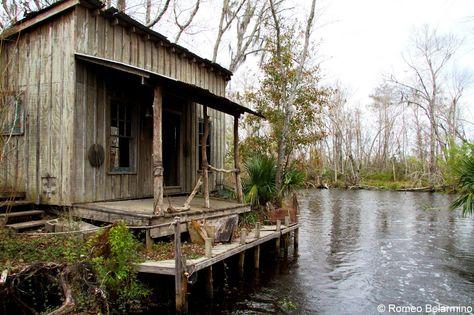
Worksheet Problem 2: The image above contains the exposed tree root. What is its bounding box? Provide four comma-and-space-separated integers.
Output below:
1, 262, 109, 315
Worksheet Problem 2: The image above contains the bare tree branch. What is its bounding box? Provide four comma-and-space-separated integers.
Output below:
212, 0, 247, 63
173, 0, 200, 43
146, 0, 171, 28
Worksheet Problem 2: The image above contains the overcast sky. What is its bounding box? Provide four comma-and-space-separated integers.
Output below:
311, 0, 474, 108
147, 0, 473, 125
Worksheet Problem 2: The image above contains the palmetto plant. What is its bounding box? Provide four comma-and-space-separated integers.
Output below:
243, 155, 276, 208
450, 152, 474, 217
281, 164, 306, 196
243, 155, 306, 208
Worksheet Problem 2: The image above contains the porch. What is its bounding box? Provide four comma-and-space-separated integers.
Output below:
72, 196, 250, 238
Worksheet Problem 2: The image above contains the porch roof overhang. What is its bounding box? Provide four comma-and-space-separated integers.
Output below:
75, 53, 264, 118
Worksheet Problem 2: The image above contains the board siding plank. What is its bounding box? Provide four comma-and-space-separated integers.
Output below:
122, 28, 131, 65
84, 69, 96, 201
63, 13, 76, 205
50, 19, 63, 204
113, 25, 122, 63
94, 79, 106, 201
38, 25, 51, 204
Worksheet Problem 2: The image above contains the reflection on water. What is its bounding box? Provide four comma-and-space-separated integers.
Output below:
194, 189, 474, 314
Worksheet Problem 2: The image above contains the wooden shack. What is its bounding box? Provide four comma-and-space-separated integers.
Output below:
0, 0, 260, 234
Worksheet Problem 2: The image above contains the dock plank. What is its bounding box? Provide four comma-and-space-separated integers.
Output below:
137, 224, 299, 275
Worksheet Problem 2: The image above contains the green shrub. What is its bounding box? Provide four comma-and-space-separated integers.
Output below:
87, 222, 150, 313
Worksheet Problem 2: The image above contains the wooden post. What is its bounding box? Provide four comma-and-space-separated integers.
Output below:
145, 229, 153, 251
254, 245, 260, 269
201, 106, 210, 208
292, 193, 299, 216
153, 86, 164, 215
239, 251, 245, 278
205, 237, 213, 258
174, 217, 187, 313
293, 228, 299, 256
240, 228, 247, 245
205, 266, 214, 299
282, 218, 289, 257
233, 115, 243, 203
254, 222, 261, 239
283, 233, 289, 258
275, 220, 281, 255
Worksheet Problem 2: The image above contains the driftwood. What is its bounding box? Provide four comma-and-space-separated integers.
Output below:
47, 266, 74, 315
207, 165, 238, 174
4, 263, 77, 315
359, 185, 434, 192
396, 186, 434, 192
167, 176, 203, 213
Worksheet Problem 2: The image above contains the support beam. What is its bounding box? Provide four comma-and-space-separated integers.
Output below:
205, 266, 214, 299
145, 230, 153, 250
233, 115, 243, 203
294, 228, 299, 256
174, 217, 187, 313
153, 86, 164, 215
254, 245, 260, 269
283, 233, 289, 258
201, 106, 210, 208
238, 251, 245, 278
275, 220, 281, 257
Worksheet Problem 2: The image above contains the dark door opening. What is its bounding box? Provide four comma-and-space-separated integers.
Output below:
163, 110, 181, 187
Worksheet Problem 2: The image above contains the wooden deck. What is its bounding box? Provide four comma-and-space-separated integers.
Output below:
72, 196, 251, 238
138, 223, 299, 275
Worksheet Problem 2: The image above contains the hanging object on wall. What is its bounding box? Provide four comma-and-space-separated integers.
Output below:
88, 144, 105, 167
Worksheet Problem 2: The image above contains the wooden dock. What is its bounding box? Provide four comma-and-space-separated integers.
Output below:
138, 224, 299, 275
137, 217, 299, 313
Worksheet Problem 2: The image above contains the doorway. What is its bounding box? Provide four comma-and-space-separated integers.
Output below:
163, 110, 181, 188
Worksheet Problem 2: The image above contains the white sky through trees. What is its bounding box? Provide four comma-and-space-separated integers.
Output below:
313, 0, 474, 113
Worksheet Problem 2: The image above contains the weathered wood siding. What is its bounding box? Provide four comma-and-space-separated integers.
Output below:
74, 6, 227, 96
1, 4, 229, 205
71, 63, 224, 203
0, 11, 76, 205
71, 6, 228, 202
72, 63, 154, 202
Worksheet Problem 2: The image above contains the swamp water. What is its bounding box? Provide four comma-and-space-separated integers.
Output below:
186, 189, 474, 314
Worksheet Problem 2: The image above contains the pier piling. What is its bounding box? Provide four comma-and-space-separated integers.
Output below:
239, 251, 245, 277
294, 228, 299, 256
275, 220, 281, 256
254, 245, 260, 269
205, 266, 213, 299
174, 217, 188, 313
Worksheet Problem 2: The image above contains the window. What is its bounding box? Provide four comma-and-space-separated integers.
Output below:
1, 92, 24, 135
198, 119, 211, 168
110, 101, 134, 172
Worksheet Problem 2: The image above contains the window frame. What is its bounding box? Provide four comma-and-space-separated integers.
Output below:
108, 98, 137, 174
